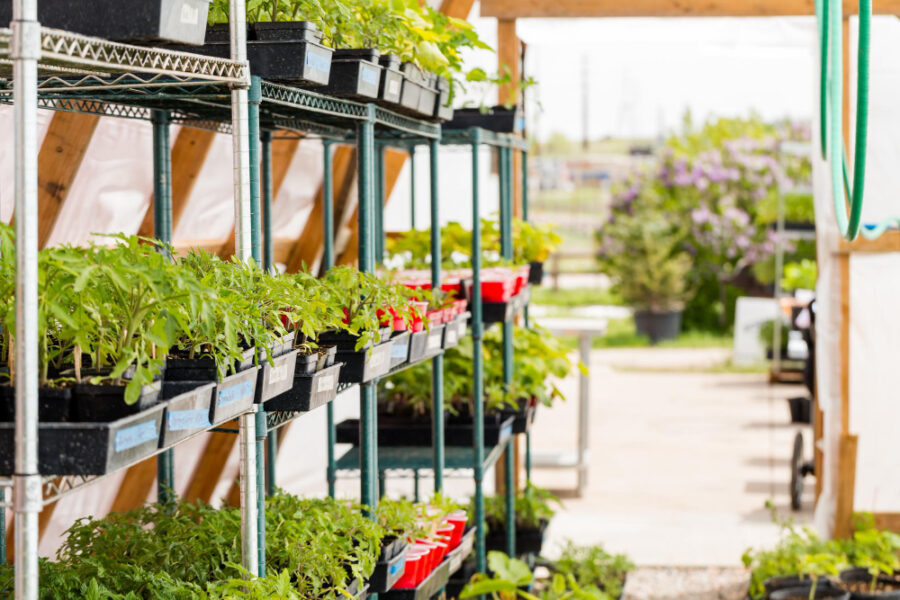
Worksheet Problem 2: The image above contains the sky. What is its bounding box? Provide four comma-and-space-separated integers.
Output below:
460, 6, 818, 141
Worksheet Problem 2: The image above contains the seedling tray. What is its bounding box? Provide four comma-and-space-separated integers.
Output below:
406, 330, 429, 362
263, 362, 343, 413
441, 320, 461, 349
0, 385, 73, 422
158, 382, 215, 448
336, 341, 393, 384
444, 106, 524, 133
312, 50, 382, 100
255, 349, 298, 403
0, 404, 166, 475
399, 77, 423, 114
0, 0, 212, 45
369, 542, 408, 593
211, 368, 259, 425
422, 324, 445, 359
485, 519, 549, 556
336, 414, 514, 448
377, 55, 404, 107
165, 347, 256, 382
480, 288, 530, 324
384, 558, 450, 600
500, 402, 537, 435
445, 527, 476, 575
389, 331, 412, 370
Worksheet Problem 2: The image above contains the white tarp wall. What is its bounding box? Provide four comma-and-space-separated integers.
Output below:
813, 16, 900, 535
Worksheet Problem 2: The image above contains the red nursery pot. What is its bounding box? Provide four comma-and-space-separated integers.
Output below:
481, 279, 514, 302
415, 539, 440, 572
426, 310, 444, 325
394, 549, 427, 588
436, 524, 457, 548
512, 272, 526, 295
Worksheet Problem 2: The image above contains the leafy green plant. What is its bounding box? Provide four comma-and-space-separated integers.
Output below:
460, 551, 539, 600
553, 542, 634, 599
481, 483, 560, 531
782, 259, 817, 292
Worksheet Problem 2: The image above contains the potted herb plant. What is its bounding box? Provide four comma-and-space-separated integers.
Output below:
482, 483, 559, 557
553, 541, 634, 599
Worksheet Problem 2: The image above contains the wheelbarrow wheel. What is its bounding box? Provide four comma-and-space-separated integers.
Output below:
791, 431, 804, 511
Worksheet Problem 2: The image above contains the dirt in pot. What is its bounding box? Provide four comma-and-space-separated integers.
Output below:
838, 580, 900, 593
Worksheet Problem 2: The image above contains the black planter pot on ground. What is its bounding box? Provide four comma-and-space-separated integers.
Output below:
0, 403, 166, 475
0, 384, 73, 422
0, 0, 211, 45
158, 381, 215, 448
838, 568, 900, 599
787, 396, 812, 424
312, 48, 383, 100
264, 362, 343, 413
770, 587, 849, 600
634, 310, 682, 344
485, 518, 549, 556
444, 106, 523, 133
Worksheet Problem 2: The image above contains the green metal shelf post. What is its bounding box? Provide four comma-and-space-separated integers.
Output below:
152, 109, 175, 505
522, 147, 532, 481
261, 129, 278, 498
249, 76, 262, 265
375, 143, 386, 265
470, 129, 487, 574
323, 139, 337, 499
499, 145, 516, 557
358, 106, 379, 518
430, 137, 444, 493
409, 145, 416, 229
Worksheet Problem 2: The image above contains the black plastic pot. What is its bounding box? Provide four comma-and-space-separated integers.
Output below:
770, 587, 848, 600
336, 341, 393, 384
399, 63, 424, 113
528, 261, 544, 285
74, 380, 161, 423
210, 368, 259, 425
441, 321, 461, 350
158, 381, 215, 448
0, 384, 73, 422
178, 23, 333, 85
165, 346, 256, 382
407, 330, 430, 363
499, 398, 536, 435
264, 362, 342, 413
390, 331, 412, 370
788, 396, 812, 424
838, 568, 900, 599
297, 352, 318, 376
0, 404, 166, 475
0, 0, 211, 45
765, 576, 836, 596
417, 73, 438, 117
255, 349, 298, 404
317, 329, 387, 352
434, 76, 453, 121
485, 518, 548, 556
325, 345, 337, 367
337, 413, 513, 447
312, 48, 382, 100
369, 541, 408, 594
422, 324, 445, 359
379, 535, 407, 563
378, 54, 404, 106
634, 310, 682, 344
445, 106, 524, 133
385, 559, 450, 599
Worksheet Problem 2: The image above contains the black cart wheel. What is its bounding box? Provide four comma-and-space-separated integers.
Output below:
791, 431, 804, 511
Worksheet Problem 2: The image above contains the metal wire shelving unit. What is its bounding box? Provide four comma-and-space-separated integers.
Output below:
3, 4, 529, 596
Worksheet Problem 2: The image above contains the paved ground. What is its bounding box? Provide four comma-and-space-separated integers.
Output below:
527, 347, 814, 575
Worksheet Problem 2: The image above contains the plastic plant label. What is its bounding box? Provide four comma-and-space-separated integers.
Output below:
427, 332, 441, 351
306, 51, 331, 73
218, 380, 254, 407
114, 420, 159, 452
445, 330, 458, 346
361, 66, 379, 86
180, 2, 200, 25
391, 341, 409, 359
267, 362, 290, 386
317, 374, 336, 393
388, 79, 401, 95
390, 555, 405, 576
168, 408, 211, 431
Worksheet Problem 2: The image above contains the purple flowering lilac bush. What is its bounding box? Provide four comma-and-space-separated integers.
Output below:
597, 117, 813, 331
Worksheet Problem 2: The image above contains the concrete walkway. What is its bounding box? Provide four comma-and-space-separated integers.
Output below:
529, 347, 814, 570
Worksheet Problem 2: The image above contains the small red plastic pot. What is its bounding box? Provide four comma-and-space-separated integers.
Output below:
436, 524, 458, 549
394, 549, 427, 588
415, 539, 440, 572
426, 310, 444, 325
512, 272, 526, 295
482, 279, 513, 302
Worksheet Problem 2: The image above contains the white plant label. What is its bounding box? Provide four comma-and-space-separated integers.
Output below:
181, 3, 200, 25
427, 333, 441, 350
317, 374, 335, 393
268, 363, 290, 385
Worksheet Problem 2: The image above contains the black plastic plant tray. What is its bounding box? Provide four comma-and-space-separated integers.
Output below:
422, 324, 445, 359
165, 346, 256, 382
480, 289, 530, 324
399, 77, 423, 113
210, 368, 259, 425
528, 261, 544, 285
336, 414, 514, 447
389, 331, 412, 370
384, 558, 450, 600
0, 0, 211, 45
500, 402, 536, 435
369, 542, 408, 593
312, 51, 382, 100
441, 320, 461, 350
264, 362, 343, 412
336, 341, 393, 384
255, 349, 298, 403
158, 382, 215, 448
434, 77, 453, 122
485, 519, 548, 556
377, 58, 404, 107
406, 330, 429, 362
379, 536, 407, 563
445, 527, 476, 575
190, 37, 332, 86
346, 578, 369, 600
0, 404, 166, 476
444, 106, 524, 133
0, 385, 72, 422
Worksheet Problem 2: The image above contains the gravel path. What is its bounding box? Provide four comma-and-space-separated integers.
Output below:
622, 567, 749, 600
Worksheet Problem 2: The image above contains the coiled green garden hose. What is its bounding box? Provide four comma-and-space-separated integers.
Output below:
817, 0, 900, 240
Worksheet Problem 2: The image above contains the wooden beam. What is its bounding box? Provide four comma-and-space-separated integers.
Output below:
137, 127, 217, 238
480, 0, 900, 18
497, 20, 520, 107
838, 231, 900, 254
439, 0, 476, 18
873, 513, 900, 532
834, 434, 858, 538
840, 254, 850, 436
219, 138, 301, 258
33, 112, 100, 249
285, 145, 357, 273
